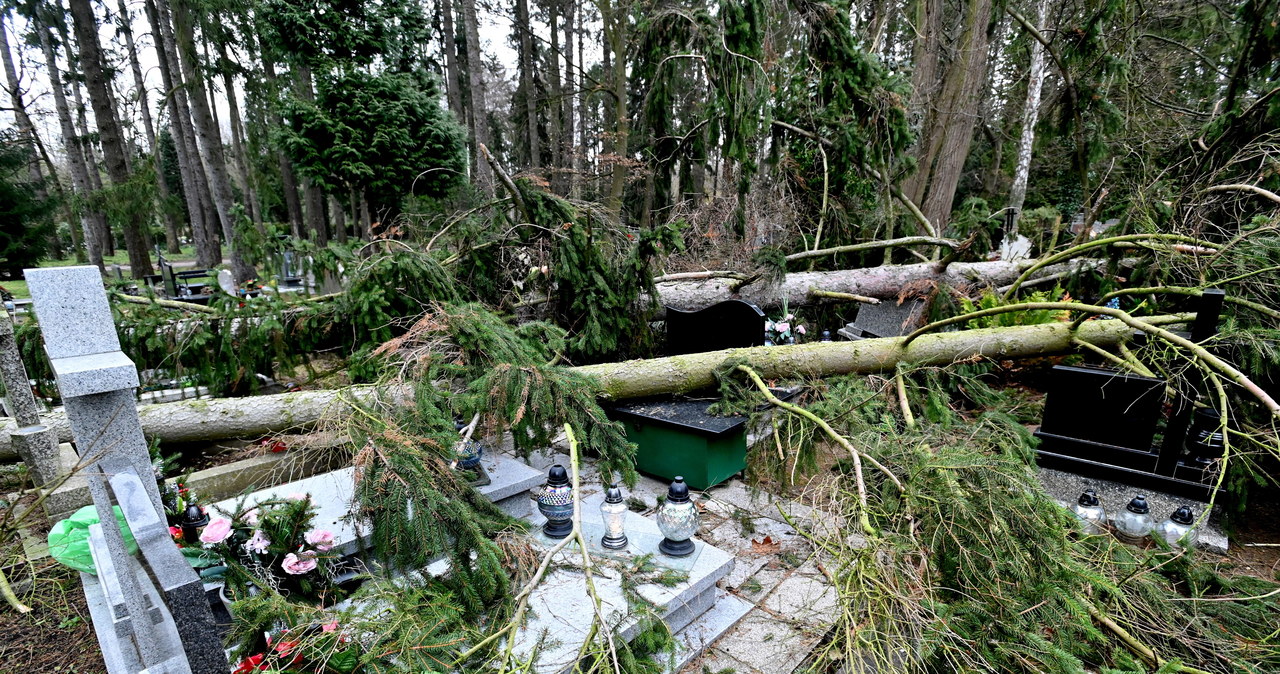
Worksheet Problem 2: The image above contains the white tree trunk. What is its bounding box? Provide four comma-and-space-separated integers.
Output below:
1007, 0, 1050, 230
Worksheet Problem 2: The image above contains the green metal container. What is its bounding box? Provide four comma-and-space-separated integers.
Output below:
607, 398, 750, 490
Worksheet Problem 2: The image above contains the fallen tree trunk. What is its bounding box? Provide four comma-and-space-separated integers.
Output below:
652, 257, 1127, 315
0, 315, 1183, 460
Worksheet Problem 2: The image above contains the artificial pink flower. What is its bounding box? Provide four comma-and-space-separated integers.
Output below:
775, 322, 790, 333
322, 620, 340, 633
243, 508, 259, 526
281, 552, 317, 575
796, 325, 807, 335
200, 518, 232, 544
244, 530, 271, 554
304, 529, 336, 552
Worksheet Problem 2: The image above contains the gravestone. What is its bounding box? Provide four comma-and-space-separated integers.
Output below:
665, 300, 766, 355
838, 298, 927, 340
0, 311, 60, 486
26, 266, 228, 674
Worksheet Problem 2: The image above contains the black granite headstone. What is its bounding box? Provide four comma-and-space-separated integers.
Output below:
665, 300, 766, 355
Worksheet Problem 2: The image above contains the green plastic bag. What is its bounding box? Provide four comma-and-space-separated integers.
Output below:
47, 505, 139, 575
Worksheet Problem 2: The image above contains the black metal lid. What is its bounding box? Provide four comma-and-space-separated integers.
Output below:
605, 483, 624, 504
547, 464, 569, 487
1126, 495, 1150, 514
667, 476, 690, 503
182, 504, 208, 527
1170, 505, 1195, 525
1078, 489, 1100, 507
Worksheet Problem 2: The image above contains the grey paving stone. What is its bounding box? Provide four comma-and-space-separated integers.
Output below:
713, 609, 817, 673
762, 573, 838, 626
679, 647, 763, 674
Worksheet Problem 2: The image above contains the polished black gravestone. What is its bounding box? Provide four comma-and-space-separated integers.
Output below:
665, 300, 766, 355
1034, 290, 1228, 501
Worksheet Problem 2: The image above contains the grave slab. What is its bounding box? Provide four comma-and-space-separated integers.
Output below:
664, 588, 754, 673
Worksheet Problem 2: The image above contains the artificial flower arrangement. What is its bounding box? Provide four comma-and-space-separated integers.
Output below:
199, 493, 344, 605
232, 618, 365, 674
765, 303, 807, 345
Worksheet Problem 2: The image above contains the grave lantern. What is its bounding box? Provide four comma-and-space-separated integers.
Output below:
599, 484, 629, 550
820, 330, 833, 342
1114, 495, 1153, 543
535, 464, 574, 539
656, 477, 699, 557
1155, 506, 1198, 548
180, 504, 209, 544
1071, 489, 1107, 535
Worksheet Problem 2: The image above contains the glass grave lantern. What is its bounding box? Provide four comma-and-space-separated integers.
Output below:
535, 465, 574, 539
180, 504, 209, 544
1114, 495, 1154, 544
1155, 505, 1198, 548
1071, 489, 1107, 535
656, 477, 699, 557
599, 484, 629, 550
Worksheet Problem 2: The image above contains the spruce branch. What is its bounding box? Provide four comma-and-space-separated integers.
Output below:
1001, 234, 1220, 301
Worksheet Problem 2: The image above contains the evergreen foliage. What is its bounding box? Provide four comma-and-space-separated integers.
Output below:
0, 132, 55, 277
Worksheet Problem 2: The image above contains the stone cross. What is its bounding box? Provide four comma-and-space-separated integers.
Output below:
26, 266, 227, 674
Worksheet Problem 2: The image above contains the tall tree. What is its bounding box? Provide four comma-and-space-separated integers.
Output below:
144, 0, 220, 267
516, 0, 539, 170
66, 0, 153, 275
1007, 0, 1050, 231
461, 0, 493, 193
166, 0, 254, 280
33, 5, 102, 267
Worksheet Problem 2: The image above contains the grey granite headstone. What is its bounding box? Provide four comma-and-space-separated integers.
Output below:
0, 309, 61, 485
25, 266, 227, 674
11, 424, 61, 486
838, 298, 927, 340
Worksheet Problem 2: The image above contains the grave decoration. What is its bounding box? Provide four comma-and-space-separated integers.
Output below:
656, 477, 699, 557
1155, 506, 1198, 548
1114, 495, 1154, 543
1071, 489, 1107, 535
599, 483, 629, 550
534, 464, 574, 539
200, 494, 346, 605
1034, 289, 1229, 501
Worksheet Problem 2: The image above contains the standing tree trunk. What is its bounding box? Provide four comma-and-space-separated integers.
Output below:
116, 0, 182, 255
440, 0, 465, 122
461, 0, 494, 193
563, 0, 576, 197
330, 195, 347, 244
61, 21, 115, 258
34, 12, 101, 268
294, 65, 329, 245
67, 0, 153, 276
516, 0, 539, 171
145, 0, 219, 267
1007, 0, 1049, 233
217, 41, 261, 229
166, 0, 253, 281
547, 0, 563, 192
905, 0, 995, 233
598, 0, 629, 221
258, 47, 304, 239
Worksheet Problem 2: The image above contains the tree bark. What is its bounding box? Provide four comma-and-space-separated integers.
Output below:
0, 316, 1159, 459
67, 0, 153, 276
258, 48, 304, 239
146, 0, 219, 267
167, 0, 254, 281
651, 257, 1124, 316
914, 0, 995, 232
218, 41, 261, 229
60, 15, 115, 259
461, 0, 494, 193
34, 11, 101, 268
516, 0, 539, 170
547, 0, 563, 192
294, 65, 329, 245
599, 0, 629, 220
563, 0, 577, 196
440, 0, 465, 122
1007, 0, 1049, 231
116, 0, 182, 255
